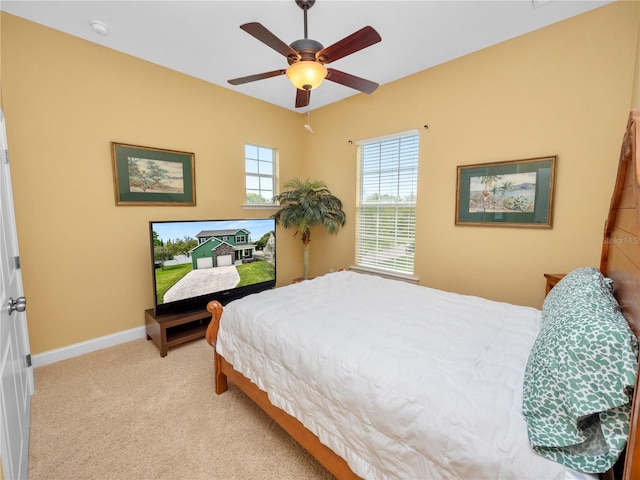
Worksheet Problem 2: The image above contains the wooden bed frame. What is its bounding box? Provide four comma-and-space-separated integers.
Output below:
206, 109, 640, 480
604, 108, 640, 480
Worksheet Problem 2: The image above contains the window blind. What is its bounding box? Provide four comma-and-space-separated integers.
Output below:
356, 131, 419, 274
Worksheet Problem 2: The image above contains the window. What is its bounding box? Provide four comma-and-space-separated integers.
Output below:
356, 131, 419, 275
245, 144, 276, 203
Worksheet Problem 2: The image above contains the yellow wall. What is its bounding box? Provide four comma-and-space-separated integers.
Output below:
1, 1, 639, 354
632, 1, 640, 108
303, 1, 639, 307
1, 13, 303, 354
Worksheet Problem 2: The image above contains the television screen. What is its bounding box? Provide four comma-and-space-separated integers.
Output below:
149, 218, 276, 316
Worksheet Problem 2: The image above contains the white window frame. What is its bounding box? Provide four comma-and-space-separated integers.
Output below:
355, 130, 419, 278
243, 143, 277, 207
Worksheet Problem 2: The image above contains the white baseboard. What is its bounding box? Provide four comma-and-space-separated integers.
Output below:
31, 326, 147, 368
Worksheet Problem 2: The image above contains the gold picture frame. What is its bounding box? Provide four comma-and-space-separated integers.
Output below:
455, 156, 556, 227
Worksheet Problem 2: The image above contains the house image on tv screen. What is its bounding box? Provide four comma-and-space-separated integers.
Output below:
189, 228, 256, 268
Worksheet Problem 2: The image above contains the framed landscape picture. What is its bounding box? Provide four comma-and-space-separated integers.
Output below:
455, 156, 556, 227
111, 142, 196, 206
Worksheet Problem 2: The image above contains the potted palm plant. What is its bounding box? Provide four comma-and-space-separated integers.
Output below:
272, 178, 346, 281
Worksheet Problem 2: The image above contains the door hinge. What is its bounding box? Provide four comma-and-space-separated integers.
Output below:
14, 256, 20, 269
25, 354, 32, 368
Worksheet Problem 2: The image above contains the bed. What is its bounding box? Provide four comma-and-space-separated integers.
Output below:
205, 109, 640, 480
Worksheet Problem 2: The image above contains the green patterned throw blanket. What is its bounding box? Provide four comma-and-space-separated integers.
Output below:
522, 267, 638, 473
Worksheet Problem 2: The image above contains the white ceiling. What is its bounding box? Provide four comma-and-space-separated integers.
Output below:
1, 0, 612, 112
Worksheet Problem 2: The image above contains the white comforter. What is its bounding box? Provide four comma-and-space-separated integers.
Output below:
216, 271, 595, 480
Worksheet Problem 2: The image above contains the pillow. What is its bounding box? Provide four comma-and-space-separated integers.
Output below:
541, 267, 618, 327
522, 267, 638, 473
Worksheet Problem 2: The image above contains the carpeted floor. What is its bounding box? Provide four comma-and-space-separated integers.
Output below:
28, 337, 335, 480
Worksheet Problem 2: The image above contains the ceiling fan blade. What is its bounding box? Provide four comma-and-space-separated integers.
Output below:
240, 22, 300, 60
228, 70, 286, 86
316, 26, 381, 64
295, 89, 311, 108
326, 68, 379, 94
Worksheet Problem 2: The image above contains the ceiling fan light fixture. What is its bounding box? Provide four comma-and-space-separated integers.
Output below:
286, 61, 327, 91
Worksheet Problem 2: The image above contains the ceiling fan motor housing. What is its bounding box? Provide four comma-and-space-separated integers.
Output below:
288, 38, 324, 64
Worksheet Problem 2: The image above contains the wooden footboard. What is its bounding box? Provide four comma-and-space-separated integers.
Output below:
204, 300, 362, 480
205, 300, 227, 394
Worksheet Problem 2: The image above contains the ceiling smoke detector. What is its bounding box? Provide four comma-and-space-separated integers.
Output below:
90, 21, 109, 36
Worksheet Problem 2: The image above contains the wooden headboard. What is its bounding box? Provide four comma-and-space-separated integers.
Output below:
601, 109, 640, 480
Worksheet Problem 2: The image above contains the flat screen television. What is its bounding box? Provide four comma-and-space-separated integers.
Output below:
149, 218, 276, 316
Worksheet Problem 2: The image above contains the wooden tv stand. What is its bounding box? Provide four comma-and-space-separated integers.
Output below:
145, 308, 210, 357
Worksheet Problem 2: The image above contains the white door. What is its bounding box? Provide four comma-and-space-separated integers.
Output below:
196, 257, 213, 269
217, 255, 233, 267
0, 108, 33, 480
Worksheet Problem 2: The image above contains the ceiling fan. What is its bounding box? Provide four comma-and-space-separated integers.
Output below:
228, 0, 382, 108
